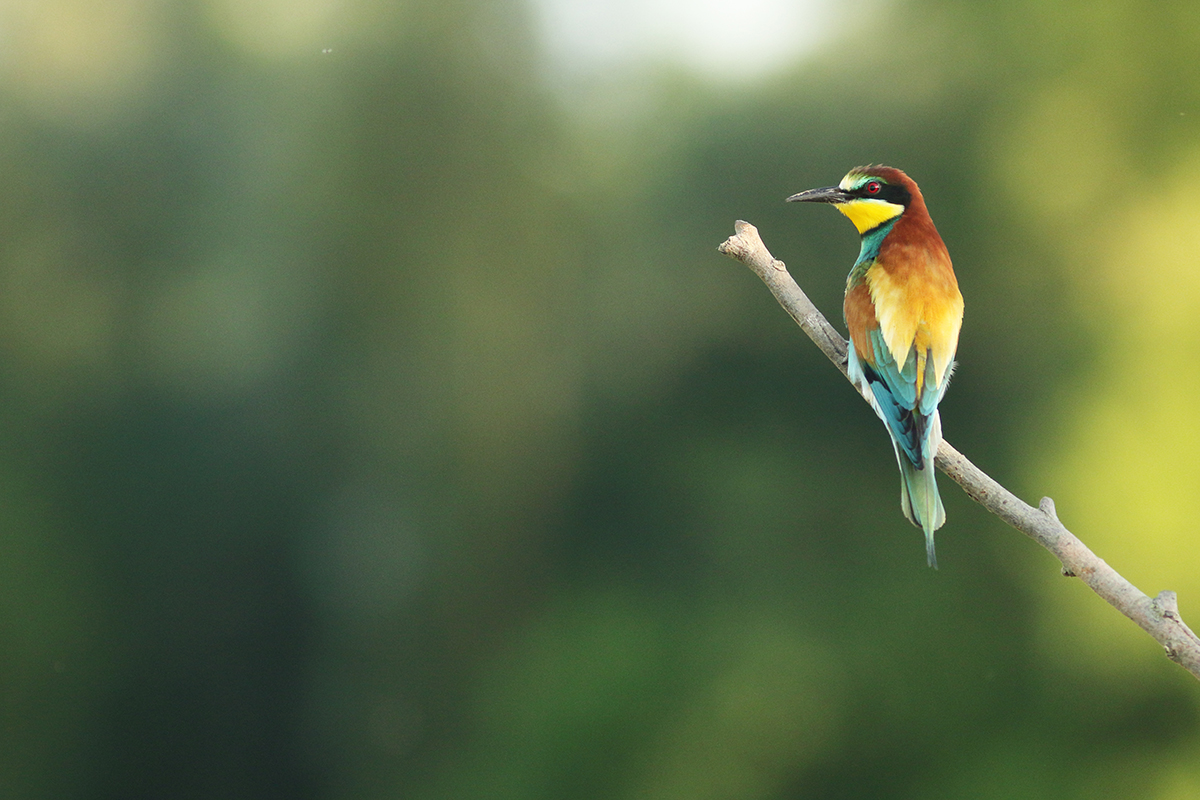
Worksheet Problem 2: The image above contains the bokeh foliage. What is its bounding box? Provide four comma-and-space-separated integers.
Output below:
1, 0, 1199, 797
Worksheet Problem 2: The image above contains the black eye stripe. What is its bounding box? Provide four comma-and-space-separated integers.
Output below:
854, 178, 910, 206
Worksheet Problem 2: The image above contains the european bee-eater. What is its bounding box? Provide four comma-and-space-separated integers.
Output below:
787, 166, 963, 567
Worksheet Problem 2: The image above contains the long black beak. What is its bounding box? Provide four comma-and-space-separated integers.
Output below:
785, 186, 851, 204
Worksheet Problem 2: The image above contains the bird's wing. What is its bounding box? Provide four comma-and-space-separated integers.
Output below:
861, 327, 933, 467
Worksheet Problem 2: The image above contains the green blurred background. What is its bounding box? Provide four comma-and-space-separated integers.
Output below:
2, 0, 1199, 797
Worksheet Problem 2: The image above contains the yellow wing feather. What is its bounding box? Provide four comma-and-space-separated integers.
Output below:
866, 259, 963, 389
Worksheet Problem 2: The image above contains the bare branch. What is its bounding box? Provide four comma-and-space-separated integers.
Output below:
719, 220, 1200, 681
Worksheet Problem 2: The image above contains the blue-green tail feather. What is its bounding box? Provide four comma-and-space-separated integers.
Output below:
849, 339, 949, 568
898, 454, 944, 569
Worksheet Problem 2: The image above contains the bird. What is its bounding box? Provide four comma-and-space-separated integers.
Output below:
787, 166, 963, 568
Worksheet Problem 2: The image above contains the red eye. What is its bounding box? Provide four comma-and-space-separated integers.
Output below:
865, 181, 882, 195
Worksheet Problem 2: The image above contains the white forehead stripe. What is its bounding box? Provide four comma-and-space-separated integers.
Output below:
838, 173, 860, 191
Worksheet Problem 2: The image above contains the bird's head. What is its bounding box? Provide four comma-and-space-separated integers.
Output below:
787, 166, 917, 235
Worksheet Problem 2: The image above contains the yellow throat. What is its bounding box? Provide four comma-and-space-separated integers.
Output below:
834, 198, 905, 234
